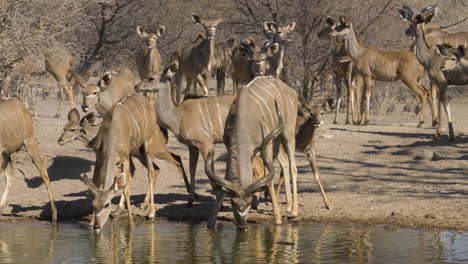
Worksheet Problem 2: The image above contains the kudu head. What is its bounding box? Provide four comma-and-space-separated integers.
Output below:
436, 44, 467, 72
328, 16, 353, 37
204, 102, 284, 230
263, 21, 296, 43
82, 173, 126, 232
58, 109, 98, 145
134, 60, 179, 93
81, 70, 118, 112
239, 38, 280, 77
136, 26, 165, 49
298, 96, 324, 128
397, 4, 438, 39
192, 14, 223, 40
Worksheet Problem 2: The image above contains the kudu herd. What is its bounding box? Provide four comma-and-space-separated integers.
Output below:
1, 5, 466, 232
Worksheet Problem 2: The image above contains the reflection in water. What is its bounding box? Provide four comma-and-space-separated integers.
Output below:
0, 221, 467, 263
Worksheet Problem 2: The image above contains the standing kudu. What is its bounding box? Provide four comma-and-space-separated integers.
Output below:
173, 14, 223, 101
437, 44, 468, 75
318, 18, 356, 125
205, 76, 299, 229
329, 16, 433, 127
136, 25, 165, 104
398, 4, 468, 140
0, 99, 57, 222
231, 38, 279, 92
212, 38, 235, 95
81, 94, 160, 232
263, 21, 296, 77
135, 62, 236, 207
44, 49, 81, 118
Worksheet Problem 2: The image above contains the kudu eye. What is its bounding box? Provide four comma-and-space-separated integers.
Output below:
70, 129, 76, 132
104, 203, 110, 208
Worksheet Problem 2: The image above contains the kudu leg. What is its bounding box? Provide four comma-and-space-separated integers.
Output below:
122, 159, 134, 225
429, 82, 439, 127
0, 155, 9, 208
277, 149, 293, 215
188, 146, 200, 207
436, 86, 454, 141
345, 66, 355, 125
196, 74, 209, 96
362, 76, 372, 126
285, 141, 299, 218
24, 137, 57, 222
307, 150, 330, 209
333, 74, 343, 125
144, 143, 157, 219
402, 78, 428, 128
354, 75, 364, 125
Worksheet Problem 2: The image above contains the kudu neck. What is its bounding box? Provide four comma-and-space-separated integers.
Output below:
345, 26, 365, 62
414, 24, 433, 69
155, 82, 181, 134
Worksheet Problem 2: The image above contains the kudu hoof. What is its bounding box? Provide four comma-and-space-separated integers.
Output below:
431, 121, 438, 127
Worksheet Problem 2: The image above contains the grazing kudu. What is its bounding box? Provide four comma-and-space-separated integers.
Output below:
173, 14, 223, 100
205, 76, 299, 229
212, 38, 235, 95
398, 4, 468, 140
44, 49, 80, 117
136, 25, 165, 104
135, 61, 236, 206
231, 38, 279, 92
81, 94, 161, 231
318, 18, 356, 125
0, 99, 57, 222
263, 21, 296, 77
329, 16, 432, 127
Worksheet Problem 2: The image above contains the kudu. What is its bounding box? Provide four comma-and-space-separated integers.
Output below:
254, 97, 331, 210
263, 21, 296, 77
329, 16, 432, 127
173, 14, 223, 100
398, 4, 468, 140
44, 49, 80, 117
437, 44, 468, 75
205, 76, 299, 230
135, 62, 236, 207
231, 38, 279, 92
212, 38, 235, 95
0, 99, 57, 222
136, 25, 165, 104
81, 93, 161, 232
318, 18, 356, 125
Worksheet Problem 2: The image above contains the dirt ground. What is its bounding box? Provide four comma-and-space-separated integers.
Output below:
1, 97, 467, 231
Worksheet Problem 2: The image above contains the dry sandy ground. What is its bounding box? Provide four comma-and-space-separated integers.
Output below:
0, 98, 467, 231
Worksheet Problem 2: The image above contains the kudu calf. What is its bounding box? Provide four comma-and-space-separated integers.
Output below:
231, 38, 279, 92
173, 14, 223, 100
205, 76, 299, 230
136, 25, 165, 104
437, 44, 468, 75
0, 99, 57, 222
318, 18, 356, 125
81, 94, 161, 232
398, 4, 468, 140
329, 16, 432, 127
263, 21, 296, 77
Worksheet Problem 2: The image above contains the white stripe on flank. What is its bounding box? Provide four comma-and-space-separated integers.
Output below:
247, 92, 269, 129
250, 83, 274, 125
198, 102, 211, 138
121, 104, 141, 140
135, 96, 148, 133
214, 96, 223, 131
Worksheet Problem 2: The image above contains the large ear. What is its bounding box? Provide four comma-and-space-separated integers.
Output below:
82, 174, 98, 194
458, 44, 466, 57
191, 14, 202, 24
157, 26, 165, 37
266, 43, 279, 56
163, 61, 179, 78
111, 172, 126, 196
397, 8, 412, 21
73, 72, 87, 88
264, 21, 277, 33
81, 112, 98, 128
215, 17, 224, 25
422, 6, 438, 24
339, 16, 350, 25
226, 37, 236, 48
325, 16, 336, 27
136, 26, 147, 38
67, 108, 80, 122
99, 72, 113, 91
435, 44, 449, 57
285, 22, 296, 32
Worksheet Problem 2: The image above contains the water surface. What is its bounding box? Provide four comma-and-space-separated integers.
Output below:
0, 221, 466, 263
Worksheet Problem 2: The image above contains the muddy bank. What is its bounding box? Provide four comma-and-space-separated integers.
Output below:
0, 99, 467, 231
